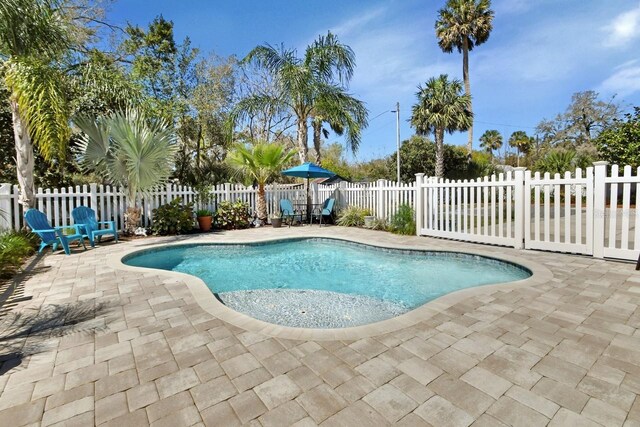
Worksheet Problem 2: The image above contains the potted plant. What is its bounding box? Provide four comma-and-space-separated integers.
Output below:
270, 211, 283, 228
196, 209, 213, 232
364, 215, 375, 228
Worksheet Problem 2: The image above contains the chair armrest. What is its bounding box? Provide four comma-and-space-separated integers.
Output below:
30, 227, 56, 233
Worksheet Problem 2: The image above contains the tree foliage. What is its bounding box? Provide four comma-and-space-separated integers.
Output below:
595, 107, 640, 168
410, 74, 472, 177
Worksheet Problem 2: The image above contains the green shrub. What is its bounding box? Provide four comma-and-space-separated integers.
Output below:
0, 230, 36, 278
336, 206, 371, 227
389, 204, 416, 235
214, 201, 251, 230
151, 198, 194, 235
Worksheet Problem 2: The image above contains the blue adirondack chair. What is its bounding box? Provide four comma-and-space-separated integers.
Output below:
279, 199, 303, 227
72, 206, 118, 247
24, 209, 87, 255
311, 198, 336, 226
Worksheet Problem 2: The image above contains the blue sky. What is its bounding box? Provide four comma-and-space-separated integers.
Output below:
107, 0, 640, 161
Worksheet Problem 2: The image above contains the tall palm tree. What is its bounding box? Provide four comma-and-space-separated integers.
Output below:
0, 0, 72, 209
410, 74, 472, 178
235, 32, 361, 163
508, 130, 533, 167
479, 129, 502, 163
227, 143, 295, 223
436, 0, 494, 159
311, 88, 368, 164
75, 108, 177, 234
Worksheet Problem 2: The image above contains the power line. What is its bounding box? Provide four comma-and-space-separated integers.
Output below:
369, 109, 393, 122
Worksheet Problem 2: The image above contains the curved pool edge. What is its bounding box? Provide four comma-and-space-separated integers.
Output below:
108, 234, 553, 341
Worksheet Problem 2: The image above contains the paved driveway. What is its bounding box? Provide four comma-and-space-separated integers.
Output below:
0, 226, 639, 426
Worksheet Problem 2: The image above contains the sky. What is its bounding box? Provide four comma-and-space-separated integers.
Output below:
105, 0, 640, 162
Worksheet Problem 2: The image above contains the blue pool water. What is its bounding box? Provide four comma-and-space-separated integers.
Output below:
124, 239, 530, 328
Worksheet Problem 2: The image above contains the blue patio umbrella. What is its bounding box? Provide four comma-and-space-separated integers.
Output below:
282, 162, 335, 221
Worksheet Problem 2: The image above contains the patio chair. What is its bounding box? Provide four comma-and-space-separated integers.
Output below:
24, 208, 87, 255
279, 199, 303, 227
311, 198, 336, 227
72, 206, 118, 247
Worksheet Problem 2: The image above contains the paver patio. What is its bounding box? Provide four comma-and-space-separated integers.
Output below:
0, 226, 639, 426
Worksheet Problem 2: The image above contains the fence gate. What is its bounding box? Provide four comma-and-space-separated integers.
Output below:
523, 168, 594, 255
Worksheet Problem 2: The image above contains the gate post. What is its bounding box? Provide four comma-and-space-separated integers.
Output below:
376, 179, 385, 219
415, 174, 424, 236
0, 183, 11, 229
513, 167, 526, 249
593, 161, 608, 258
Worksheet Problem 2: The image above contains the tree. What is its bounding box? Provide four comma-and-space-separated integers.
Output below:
387, 135, 469, 182
1, 0, 73, 209
120, 15, 198, 124
436, 0, 494, 159
75, 108, 177, 234
237, 31, 364, 163
410, 75, 472, 178
508, 130, 533, 166
595, 107, 640, 168
319, 142, 353, 180
536, 91, 620, 148
227, 143, 295, 223
479, 129, 502, 162
311, 89, 367, 164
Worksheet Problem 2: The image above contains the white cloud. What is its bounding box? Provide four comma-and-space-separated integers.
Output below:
325, 6, 458, 105
599, 60, 640, 96
602, 3, 640, 47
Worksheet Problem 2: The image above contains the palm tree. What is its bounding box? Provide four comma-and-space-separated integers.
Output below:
479, 129, 502, 163
235, 32, 361, 163
410, 75, 472, 178
227, 143, 295, 223
311, 89, 368, 164
0, 0, 72, 209
75, 108, 177, 234
508, 130, 533, 167
436, 0, 494, 159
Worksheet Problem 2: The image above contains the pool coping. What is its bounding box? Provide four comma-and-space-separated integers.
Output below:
108, 234, 553, 341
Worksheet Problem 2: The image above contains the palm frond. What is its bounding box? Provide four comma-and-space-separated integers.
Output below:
4, 59, 70, 161
0, 0, 71, 58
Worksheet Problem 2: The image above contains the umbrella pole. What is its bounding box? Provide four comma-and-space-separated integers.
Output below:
306, 177, 311, 223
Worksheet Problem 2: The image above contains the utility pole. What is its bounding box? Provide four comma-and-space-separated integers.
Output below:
391, 102, 400, 183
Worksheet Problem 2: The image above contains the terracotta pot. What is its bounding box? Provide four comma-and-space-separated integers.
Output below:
271, 218, 282, 228
197, 215, 213, 232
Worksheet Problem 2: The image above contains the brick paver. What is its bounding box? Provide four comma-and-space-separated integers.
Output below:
1, 226, 639, 426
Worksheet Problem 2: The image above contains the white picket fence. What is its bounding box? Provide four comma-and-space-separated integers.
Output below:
0, 182, 305, 231
1, 162, 638, 262
415, 162, 639, 261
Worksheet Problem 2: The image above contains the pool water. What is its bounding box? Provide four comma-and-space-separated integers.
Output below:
124, 239, 531, 328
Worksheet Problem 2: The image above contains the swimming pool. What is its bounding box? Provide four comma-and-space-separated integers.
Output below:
124, 238, 531, 328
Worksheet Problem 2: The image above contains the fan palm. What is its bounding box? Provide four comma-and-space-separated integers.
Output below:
235, 32, 360, 163
436, 0, 494, 159
227, 143, 295, 223
410, 75, 472, 178
479, 129, 502, 163
0, 0, 72, 209
75, 108, 177, 234
508, 130, 533, 167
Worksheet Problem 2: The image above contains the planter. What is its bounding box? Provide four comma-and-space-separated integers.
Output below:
271, 218, 282, 228
364, 215, 375, 228
197, 215, 213, 232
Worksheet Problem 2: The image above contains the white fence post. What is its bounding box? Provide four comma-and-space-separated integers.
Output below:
89, 183, 98, 213
0, 183, 11, 229
592, 161, 608, 258
513, 167, 526, 249
311, 182, 319, 205
415, 174, 424, 236
376, 179, 385, 219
